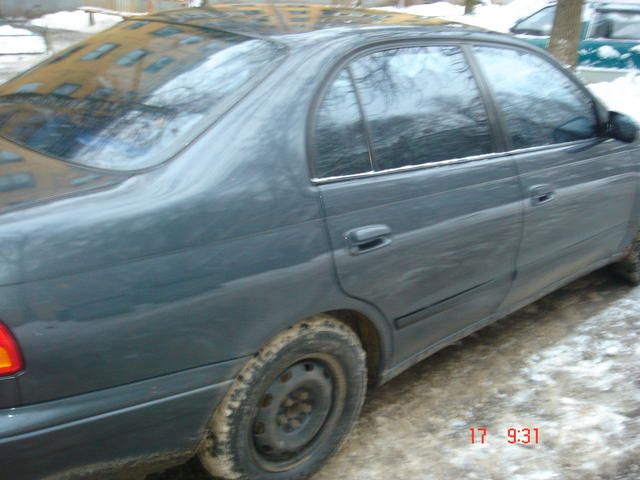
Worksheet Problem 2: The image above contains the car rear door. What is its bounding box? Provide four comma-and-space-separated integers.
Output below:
311, 44, 523, 366
470, 44, 638, 309
578, 8, 640, 75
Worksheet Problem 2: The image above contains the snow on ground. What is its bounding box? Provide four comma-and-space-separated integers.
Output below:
0, 24, 47, 54
379, 0, 551, 32
0, 3, 638, 480
151, 270, 640, 480
29, 9, 124, 33
0, 9, 124, 84
589, 75, 640, 124
0, 29, 91, 85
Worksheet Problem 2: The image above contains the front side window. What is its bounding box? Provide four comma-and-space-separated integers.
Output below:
314, 69, 372, 178
473, 46, 598, 149
590, 11, 640, 40
350, 46, 493, 170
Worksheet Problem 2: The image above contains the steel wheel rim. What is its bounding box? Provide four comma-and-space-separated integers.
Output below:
251, 359, 335, 467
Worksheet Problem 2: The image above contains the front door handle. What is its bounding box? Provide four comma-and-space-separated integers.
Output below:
529, 184, 556, 206
345, 224, 392, 255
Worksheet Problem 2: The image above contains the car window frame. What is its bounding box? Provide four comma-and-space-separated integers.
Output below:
511, 5, 557, 37
466, 41, 606, 155
307, 39, 506, 184
586, 8, 640, 40
312, 67, 376, 179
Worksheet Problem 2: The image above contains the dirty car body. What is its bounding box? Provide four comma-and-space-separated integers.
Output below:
0, 4, 639, 480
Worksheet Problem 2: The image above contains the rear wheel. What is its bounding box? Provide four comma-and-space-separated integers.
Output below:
199, 315, 367, 480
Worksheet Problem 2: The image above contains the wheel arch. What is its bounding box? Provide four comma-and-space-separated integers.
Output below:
314, 308, 388, 387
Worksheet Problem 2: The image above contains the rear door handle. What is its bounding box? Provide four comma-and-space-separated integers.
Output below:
529, 184, 556, 206
345, 224, 392, 255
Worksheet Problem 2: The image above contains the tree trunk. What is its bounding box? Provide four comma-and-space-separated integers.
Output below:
464, 0, 474, 15
548, 0, 584, 70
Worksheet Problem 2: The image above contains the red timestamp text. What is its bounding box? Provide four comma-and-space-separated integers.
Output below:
469, 427, 540, 445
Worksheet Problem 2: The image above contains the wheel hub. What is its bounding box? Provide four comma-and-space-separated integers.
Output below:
253, 360, 334, 461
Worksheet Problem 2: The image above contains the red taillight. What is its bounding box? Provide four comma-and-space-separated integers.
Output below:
0, 322, 23, 376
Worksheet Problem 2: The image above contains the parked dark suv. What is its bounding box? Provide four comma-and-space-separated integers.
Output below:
0, 4, 638, 480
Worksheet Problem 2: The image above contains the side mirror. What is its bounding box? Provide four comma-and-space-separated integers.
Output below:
607, 111, 638, 143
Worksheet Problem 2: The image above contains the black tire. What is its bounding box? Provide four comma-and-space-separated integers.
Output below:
198, 315, 367, 480
614, 233, 640, 285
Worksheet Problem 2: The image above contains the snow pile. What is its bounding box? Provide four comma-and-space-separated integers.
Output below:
384, 1, 464, 17
596, 45, 622, 59
588, 75, 640, 124
0, 25, 47, 54
378, 0, 551, 33
468, 0, 552, 32
29, 10, 123, 33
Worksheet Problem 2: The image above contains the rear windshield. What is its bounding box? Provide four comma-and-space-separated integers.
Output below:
0, 21, 285, 170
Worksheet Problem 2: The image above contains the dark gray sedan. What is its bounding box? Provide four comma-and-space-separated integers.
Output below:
0, 4, 637, 480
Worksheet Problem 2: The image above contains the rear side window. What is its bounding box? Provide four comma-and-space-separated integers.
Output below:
473, 46, 598, 149
590, 11, 640, 39
314, 69, 372, 178
349, 46, 493, 170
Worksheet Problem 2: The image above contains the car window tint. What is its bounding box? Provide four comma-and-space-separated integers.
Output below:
473, 47, 598, 149
315, 69, 372, 178
349, 46, 493, 171
513, 6, 556, 36
590, 11, 640, 39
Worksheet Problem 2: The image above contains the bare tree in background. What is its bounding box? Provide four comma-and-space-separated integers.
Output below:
464, 0, 474, 15
548, 0, 584, 69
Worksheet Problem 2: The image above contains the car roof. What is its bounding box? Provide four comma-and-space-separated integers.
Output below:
140, 3, 482, 41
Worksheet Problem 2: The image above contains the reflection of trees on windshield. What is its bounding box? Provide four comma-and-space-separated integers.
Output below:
0, 21, 284, 170
349, 46, 493, 170
72, 40, 280, 168
315, 69, 372, 178
314, 46, 496, 178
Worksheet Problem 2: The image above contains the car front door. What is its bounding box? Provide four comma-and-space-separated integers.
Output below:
312, 44, 523, 366
471, 45, 639, 309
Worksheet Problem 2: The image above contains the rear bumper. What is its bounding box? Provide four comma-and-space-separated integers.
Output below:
0, 357, 247, 480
